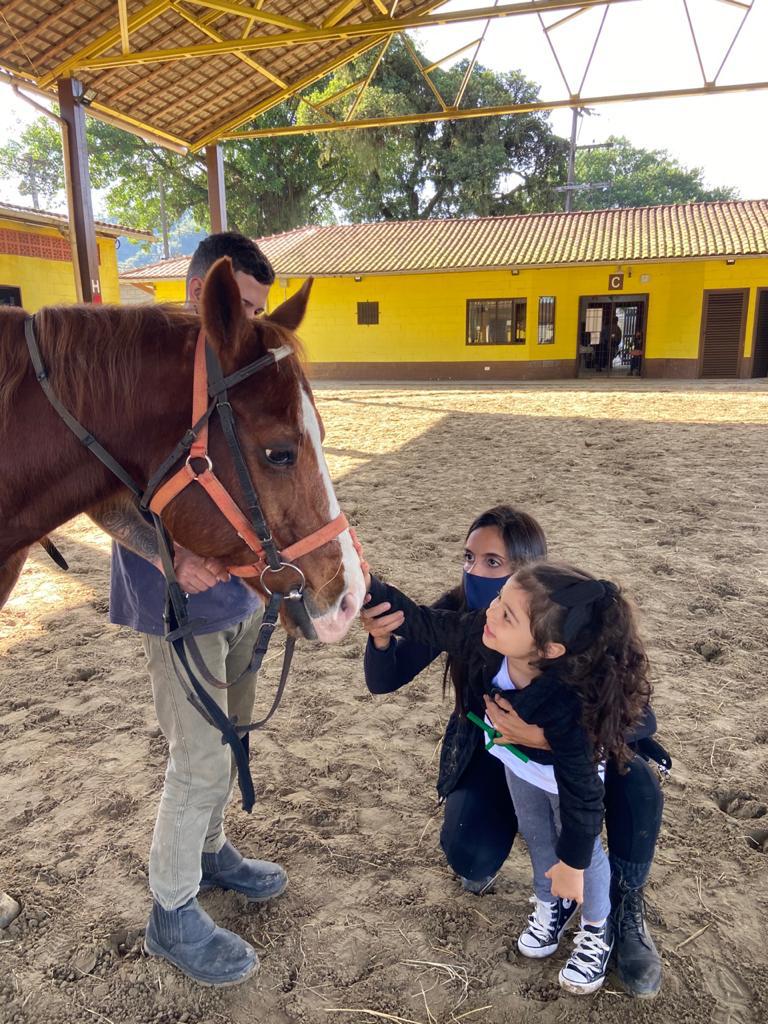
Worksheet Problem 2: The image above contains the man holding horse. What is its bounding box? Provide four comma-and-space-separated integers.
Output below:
92, 233, 286, 986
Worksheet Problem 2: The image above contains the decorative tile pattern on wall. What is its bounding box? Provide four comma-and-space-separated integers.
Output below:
0, 229, 72, 261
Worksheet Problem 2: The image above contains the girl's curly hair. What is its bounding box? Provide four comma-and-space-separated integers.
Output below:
514, 561, 652, 769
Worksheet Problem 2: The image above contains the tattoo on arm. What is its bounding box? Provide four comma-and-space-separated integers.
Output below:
89, 501, 160, 563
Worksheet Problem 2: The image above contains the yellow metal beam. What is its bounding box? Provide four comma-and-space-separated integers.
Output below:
314, 75, 368, 107
323, 0, 364, 28
184, 0, 313, 33
453, 0, 498, 108
74, 0, 638, 71
88, 98, 191, 150
222, 78, 768, 138
345, 35, 391, 120
401, 33, 447, 111
39, 0, 174, 87
172, 2, 336, 120
172, 2, 285, 85
423, 38, 481, 73
118, 0, 131, 53
192, 34, 386, 148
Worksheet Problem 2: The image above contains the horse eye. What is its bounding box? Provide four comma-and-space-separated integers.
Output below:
264, 448, 295, 467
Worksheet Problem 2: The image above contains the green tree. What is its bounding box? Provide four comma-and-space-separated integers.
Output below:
303, 39, 568, 220
0, 119, 65, 209
572, 135, 739, 209
0, 105, 340, 236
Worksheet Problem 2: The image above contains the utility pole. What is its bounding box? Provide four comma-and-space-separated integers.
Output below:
555, 108, 613, 212
26, 155, 40, 210
564, 107, 580, 213
158, 176, 170, 259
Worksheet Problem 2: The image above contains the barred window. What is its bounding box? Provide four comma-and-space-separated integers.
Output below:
466, 298, 526, 345
357, 301, 379, 325
538, 296, 556, 344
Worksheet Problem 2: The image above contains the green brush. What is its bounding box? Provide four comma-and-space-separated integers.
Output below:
467, 711, 530, 763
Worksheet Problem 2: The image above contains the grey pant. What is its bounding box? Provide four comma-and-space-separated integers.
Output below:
505, 769, 611, 923
142, 610, 263, 911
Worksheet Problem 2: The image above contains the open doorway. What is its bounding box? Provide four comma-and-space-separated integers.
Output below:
751, 289, 768, 378
577, 295, 648, 378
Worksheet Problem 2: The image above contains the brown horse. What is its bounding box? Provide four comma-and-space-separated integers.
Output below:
0, 258, 364, 642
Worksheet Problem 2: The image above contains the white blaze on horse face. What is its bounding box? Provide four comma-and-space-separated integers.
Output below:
300, 387, 365, 642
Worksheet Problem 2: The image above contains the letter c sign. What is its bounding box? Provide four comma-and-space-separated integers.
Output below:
608, 273, 624, 291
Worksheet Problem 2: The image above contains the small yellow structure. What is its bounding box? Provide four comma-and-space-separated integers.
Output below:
0, 202, 152, 311
120, 201, 768, 380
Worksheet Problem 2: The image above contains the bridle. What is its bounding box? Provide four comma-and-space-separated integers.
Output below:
24, 316, 349, 812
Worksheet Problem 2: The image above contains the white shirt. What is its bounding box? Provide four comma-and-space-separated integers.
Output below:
486, 658, 604, 795
485, 658, 559, 793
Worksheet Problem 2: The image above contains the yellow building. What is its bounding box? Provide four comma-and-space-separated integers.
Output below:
0, 202, 152, 311
120, 201, 768, 380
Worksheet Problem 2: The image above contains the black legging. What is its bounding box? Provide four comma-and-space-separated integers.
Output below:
440, 743, 663, 882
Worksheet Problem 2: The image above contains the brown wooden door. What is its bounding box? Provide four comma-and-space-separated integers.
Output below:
700, 290, 747, 378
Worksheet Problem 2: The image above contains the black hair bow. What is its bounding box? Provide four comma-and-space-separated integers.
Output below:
550, 578, 618, 647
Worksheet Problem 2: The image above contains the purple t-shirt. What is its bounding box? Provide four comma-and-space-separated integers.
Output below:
109, 542, 261, 637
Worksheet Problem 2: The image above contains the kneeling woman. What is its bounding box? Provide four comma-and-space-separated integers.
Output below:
361, 505, 668, 998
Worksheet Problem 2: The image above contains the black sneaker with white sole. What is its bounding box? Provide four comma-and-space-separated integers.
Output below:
558, 918, 615, 995
517, 895, 578, 958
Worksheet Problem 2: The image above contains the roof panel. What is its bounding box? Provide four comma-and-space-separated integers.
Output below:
120, 201, 768, 281
0, 0, 429, 148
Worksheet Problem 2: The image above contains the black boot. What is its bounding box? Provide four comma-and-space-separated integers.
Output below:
611, 879, 662, 998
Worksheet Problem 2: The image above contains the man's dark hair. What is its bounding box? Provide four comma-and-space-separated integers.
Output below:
186, 231, 275, 288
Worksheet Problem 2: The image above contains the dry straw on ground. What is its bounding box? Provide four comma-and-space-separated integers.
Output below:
2, 378, 768, 1024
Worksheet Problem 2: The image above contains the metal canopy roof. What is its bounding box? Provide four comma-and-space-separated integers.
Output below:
1, 0, 766, 153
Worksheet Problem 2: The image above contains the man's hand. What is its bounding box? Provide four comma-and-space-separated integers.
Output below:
545, 861, 584, 903
360, 598, 405, 651
173, 547, 230, 594
483, 695, 550, 750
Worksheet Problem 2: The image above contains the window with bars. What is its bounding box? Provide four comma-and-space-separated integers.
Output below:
466, 298, 526, 345
357, 301, 379, 325
538, 296, 556, 344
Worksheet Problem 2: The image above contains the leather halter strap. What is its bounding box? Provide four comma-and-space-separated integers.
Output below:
148, 329, 349, 578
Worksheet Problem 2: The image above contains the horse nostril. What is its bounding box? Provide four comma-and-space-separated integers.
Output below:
340, 593, 355, 616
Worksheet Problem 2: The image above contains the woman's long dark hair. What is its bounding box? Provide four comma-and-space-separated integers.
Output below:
515, 561, 652, 769
443, 505, 547, 714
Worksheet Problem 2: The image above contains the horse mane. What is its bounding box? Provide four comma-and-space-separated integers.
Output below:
0, 303, 304, 430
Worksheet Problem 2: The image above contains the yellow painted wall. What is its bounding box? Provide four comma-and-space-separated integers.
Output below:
154, 279, 186, 304
138, 255, 768, 373
0, 218, 122, 310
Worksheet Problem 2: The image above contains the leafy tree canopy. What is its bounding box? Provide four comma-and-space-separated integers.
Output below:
572, 134, 738, 209
302, 38, 568, 220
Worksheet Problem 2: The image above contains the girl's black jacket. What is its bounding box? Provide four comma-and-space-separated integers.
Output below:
366, 575, 605, 870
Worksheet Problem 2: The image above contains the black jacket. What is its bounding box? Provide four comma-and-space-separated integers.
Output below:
367, 575, 605, 869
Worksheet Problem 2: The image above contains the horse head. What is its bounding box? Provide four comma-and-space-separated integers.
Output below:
160, 257, 365, 643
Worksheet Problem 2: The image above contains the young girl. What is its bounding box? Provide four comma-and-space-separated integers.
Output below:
363, 561, 651, 995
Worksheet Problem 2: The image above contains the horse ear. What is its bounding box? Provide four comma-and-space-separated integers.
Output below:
199, 257, 247, 351
267, 278, 313, 331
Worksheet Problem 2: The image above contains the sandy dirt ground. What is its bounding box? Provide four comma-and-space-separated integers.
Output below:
2, 378, 768, 1024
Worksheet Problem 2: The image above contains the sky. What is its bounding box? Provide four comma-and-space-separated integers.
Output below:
1, 0, 767, 219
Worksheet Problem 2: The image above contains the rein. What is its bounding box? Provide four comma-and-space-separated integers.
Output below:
24, 316, 348, 813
